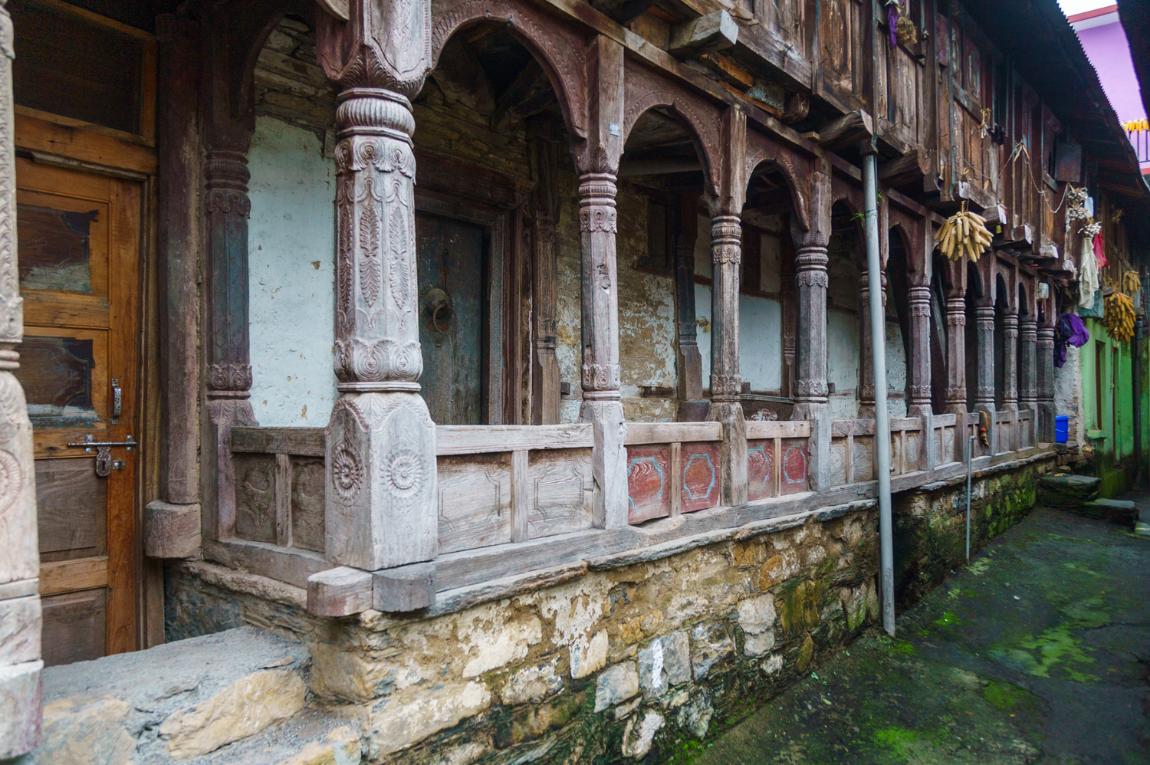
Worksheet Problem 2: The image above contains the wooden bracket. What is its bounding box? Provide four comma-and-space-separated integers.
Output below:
669, 11, 738, 58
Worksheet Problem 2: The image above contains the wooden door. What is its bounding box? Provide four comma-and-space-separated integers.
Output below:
416, 211, 485, 425
15, 158, 140, 666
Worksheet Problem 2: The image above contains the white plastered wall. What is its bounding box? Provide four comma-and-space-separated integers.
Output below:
247, 116, 337, 427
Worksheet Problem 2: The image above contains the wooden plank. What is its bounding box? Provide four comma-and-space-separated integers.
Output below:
40, 556, 108, 596
668, 10, 738, 57
624, 421, 722, 446
680, 442, 721, 513
511, 450, 529, 543
275, 453, 291, 548
231, 427, 325, 456
436, 424, 593, 455
527, 449, 594, 540
831, 420, 876, 437
36, 458, 106, 561
16, 114, 157, 174
306, 567, 372, 617
289, 457, 326, 554
670, 442, 682, 515
203, 538, 327, 590
745, 420, 809, 439
933, 413, 958, 427
890, 417, 924, 431
437, 453, 513, 555
627, 444, 672, 523
41, 588, 106, 667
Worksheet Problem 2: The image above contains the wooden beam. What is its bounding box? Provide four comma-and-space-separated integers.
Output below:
669, 10, 738, 58
878, 149, 930, 189
811, 110, 874, 150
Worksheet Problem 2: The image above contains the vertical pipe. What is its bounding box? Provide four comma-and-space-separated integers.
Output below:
864, 153, 895, 636
966, 434, 974, 562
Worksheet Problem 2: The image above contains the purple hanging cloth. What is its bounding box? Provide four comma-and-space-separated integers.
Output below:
1054, 313, 1090, 368
887, 3, 900, 47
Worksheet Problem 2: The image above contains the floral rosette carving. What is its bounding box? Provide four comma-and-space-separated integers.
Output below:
795, 379, 828, 399
331, 435, 365, 506
208, 363, 253, 391
381, 439, 427, 500
581, 363, 621, 392
710, 374, 742, 397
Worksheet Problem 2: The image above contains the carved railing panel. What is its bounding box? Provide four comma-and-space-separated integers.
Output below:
746, 420, 812, 501
231, 428, 326, 555
624, 422, 724, 523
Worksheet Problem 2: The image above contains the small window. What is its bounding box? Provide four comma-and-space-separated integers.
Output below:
11, 0, 155, 140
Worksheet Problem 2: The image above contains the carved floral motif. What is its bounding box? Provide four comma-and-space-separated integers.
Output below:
711, 374, 742, 397
208, 363, 253, 392
582, 363, 621, 392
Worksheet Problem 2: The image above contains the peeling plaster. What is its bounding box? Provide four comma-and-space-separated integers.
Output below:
248, 117, 337, 427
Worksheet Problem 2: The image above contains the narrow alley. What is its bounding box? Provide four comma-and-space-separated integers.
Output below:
698, 505, 1150, 764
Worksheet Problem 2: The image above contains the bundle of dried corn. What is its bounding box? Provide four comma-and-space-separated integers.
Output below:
1103, 291, 1135, 342
935, 206, 993, 262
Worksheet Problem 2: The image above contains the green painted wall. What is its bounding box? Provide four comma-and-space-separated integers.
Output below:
1079, 317, 1150, 496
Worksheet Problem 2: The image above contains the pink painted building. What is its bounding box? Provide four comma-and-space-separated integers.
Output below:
1070, 4, 1150, 173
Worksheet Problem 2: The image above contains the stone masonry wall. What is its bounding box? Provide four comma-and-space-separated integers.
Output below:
166, 508, 879, 763
893, 456, 1055, 607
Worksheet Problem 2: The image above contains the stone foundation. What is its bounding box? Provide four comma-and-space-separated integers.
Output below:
893, 456, 1056, 607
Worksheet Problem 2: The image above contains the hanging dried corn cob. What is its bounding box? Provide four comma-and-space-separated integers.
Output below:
1103, 291, 1135, 343
935, 204, 994, 262
1122, 270, 1142, 295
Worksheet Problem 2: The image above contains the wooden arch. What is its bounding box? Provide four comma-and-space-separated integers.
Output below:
744, 130, 812, 231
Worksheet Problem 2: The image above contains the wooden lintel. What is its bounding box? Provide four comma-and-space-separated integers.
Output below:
590, 0, 657, 23
878, 149, 930, 189
814, 110, 874, 150
669, 10, 738, 58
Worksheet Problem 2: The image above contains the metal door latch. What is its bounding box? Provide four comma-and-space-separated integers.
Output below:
112, 378, 122, 418
67, 435, 136, 477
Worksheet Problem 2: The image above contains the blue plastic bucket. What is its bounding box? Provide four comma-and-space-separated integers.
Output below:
1055, 415, 1069, 444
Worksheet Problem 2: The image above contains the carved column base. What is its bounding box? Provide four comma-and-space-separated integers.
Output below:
326, 392, 437, 571
707, 401, 747, 506
580, 399, 627, 529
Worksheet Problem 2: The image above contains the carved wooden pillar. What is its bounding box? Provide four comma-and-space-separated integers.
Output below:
0, 1, 43, 756
859, 271, 886, 419
317, 0, 438, 570
908, 285, 933, 416
974, 302, 996, 411
708, 213, 747, 504
1037, 311, 1056, 442
204, 150, 257, 541
781, 237, 797, 398
675, 191, 704, 419
1002, 312, 1019, 411
791, 171, 831, 422
945, 286, 967, 415
529, 120, 561, 425
1019, 314, 1038, 442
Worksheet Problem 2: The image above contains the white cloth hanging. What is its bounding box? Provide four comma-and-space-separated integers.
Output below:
1078, 234, 1099, 310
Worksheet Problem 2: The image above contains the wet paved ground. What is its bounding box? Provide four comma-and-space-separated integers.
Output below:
696, 503, 1150, 765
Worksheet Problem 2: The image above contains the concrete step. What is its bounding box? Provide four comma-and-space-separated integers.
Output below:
33, 626, 364, 765
1038, 474, 1101, 507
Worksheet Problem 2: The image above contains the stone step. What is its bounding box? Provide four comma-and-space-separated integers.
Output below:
1038, 474, 1101, 507
33, 626, 364, 765
1076, 498, 1139, 529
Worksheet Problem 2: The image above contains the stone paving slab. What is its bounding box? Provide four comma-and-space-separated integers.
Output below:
693, 505, 1150, 765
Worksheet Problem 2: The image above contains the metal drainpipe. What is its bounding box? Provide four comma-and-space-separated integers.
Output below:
863, 152, 895, 636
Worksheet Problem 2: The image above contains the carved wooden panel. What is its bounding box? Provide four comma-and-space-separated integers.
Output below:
828, 438, 849, 488
41, 589, 106, 667
747, 440, 776, 501
234, 454, 278, 544
890, 431, 903, 475
291, 457, 326, 553
906, 431, 921, 471
890, 47, 919, 141
438, 453, 512, 554
527, 448, 592, 539
852, 435, 874, 482
36, 458, 106, 563
627, 445, 671, 523
680, 442, 720, 513
780, 439, 810, 494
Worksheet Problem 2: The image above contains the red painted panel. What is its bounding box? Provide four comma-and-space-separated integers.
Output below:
627, 445, 670, 523
747, 440, 775, 501
680, 442, 721, 513
779, 439, 810, 495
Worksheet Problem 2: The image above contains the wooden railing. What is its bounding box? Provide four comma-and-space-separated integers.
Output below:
746, 420, 811, 501
624, 422, 723, 522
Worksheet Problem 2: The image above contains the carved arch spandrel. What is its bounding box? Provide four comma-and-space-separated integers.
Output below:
887, 207, 926, 285
430, 0, 588, 139
621, 61, 722, 198
745, 130, 812, 232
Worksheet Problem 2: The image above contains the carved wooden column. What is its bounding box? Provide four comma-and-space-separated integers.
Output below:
1037, 310, 1056, 442
974, 302, 996, 411
781, 238, 797, 398
204, 150, 257, 541
529, 119, 561, 425
1002, 311, 1019, 411
708, 212, 748, 505
0, 1, 43, 756
907, 285, 933, 416
859, 271, 886, 419
574, 36, 628, 529
945, 285, 967, 415
675, 191, 704, 420
791, 173, 832, 421
1019, 314, 1038, 444
317, 0, 438, 570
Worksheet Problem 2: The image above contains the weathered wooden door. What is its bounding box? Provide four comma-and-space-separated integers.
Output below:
416, 211, 485, 424
15, 158, 140, 666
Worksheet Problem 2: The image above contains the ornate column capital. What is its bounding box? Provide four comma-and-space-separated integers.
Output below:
316, 0, 432, 99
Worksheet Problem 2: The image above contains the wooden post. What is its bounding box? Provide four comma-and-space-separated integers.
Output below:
945, 285, 967, 416
675, 191, 704, 418
0, 1, 43, 756
907, 285, 933, 416
1019, 314, 1038, 445
1037, 311, 1056, 442
576, 36, 627, 529
1002, 311, 1019, 411
529, 119, 561, 425
317, 0, 438, 570
974, 300, 997, 452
